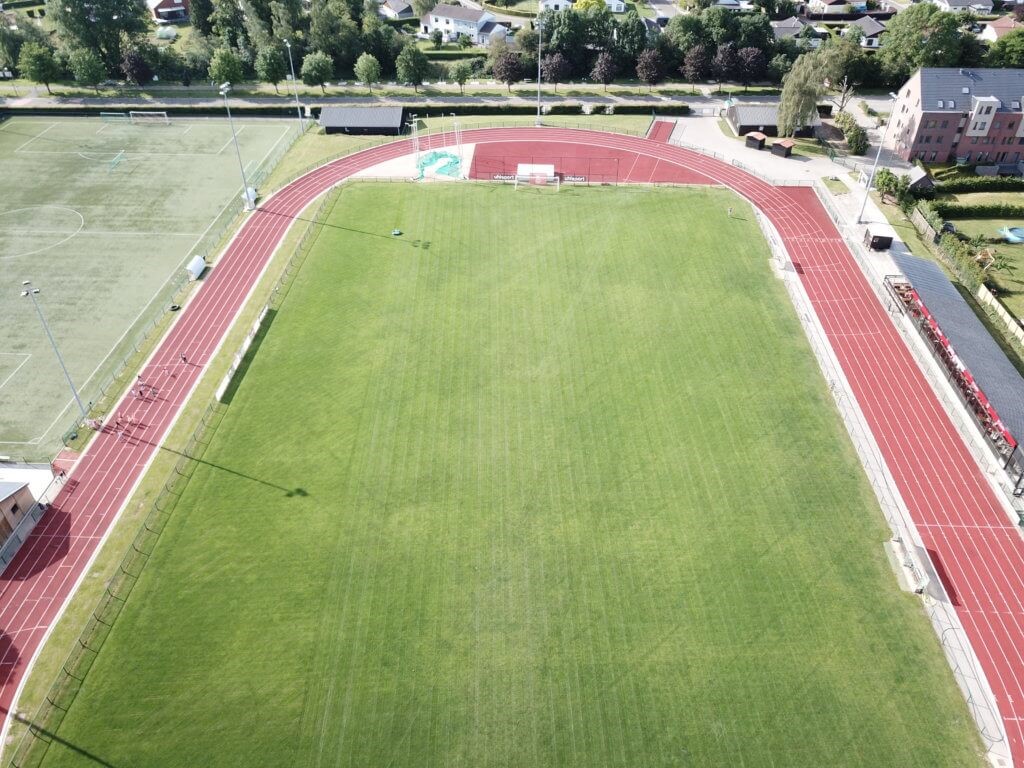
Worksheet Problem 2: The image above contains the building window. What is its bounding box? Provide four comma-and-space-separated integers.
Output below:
930, 151, 938, 161
994, 121, 1002, 130
9, 504, 18, 516
936, 135, 943, 144
924, 135, 932, 143
1010, 121, 1017, 130
917, 151, 925, 159
942, 120, 949, 128
972, 137, 978, 145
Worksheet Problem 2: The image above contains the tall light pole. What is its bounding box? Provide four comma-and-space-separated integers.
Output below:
219, 82, 254, 210
283, 39, 304, 132
21, 281, 88, 420
856, 92, 899, 225
535, 15, 543, 126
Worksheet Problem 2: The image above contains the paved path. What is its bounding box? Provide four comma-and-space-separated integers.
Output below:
0, 127, 1017, 767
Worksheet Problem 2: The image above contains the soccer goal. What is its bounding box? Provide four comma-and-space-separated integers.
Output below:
129, 110, 171, 125
513, 163, 559, 191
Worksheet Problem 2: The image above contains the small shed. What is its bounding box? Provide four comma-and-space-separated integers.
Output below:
771, 138, 795, 157
745, 132, 767, 150
186, 255, 206, 281
907, 166, 935, 192
864, 224, 895, 251
319, 106, 404, 135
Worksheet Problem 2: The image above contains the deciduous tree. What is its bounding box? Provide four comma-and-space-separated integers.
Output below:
492, 49, 522, 92
591, 50, 617, 90
354, 51, 381, 91
681, 42, 710, 86
448, 58, 471, 94
877, 3, 963, 83
121, 44, 153, 85
736, 46, 765, 90
540, 51, 570, 90
45, 0, 147, 72
778, 51, 824, 136
190, 0, 215, 35
712, 42, 737, 85
255, 45, 286, 91
18, 42, 60, 93
396, 43, 429, 90
615, 10, 648, 70
208, 47, 243, 84
68, 48, 106, 93
301, 49, 333, 91
636, 47, 663, 90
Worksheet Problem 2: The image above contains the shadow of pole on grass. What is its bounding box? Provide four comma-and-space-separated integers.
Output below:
3, 708, 120, 768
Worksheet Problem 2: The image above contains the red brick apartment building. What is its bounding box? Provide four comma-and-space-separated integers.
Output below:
887, 67, 1024, 166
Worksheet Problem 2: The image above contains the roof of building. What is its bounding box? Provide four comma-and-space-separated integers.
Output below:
727, 103, 821, 127
848, 15, 886, 36
479, 20, 504, 34
384, 0, 412, 12
906, 165, 935, 188
771, 16, 809, 37
985, 14, 1024, 38
0, 482, 27, 503
918, 68, 1024, 113
320, 106, 405, 129
939, 0, 992, 8
894, 253, 1024, 445
427, 3, 487, 21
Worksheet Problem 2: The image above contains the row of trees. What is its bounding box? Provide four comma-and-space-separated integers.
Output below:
0, 0, 1014, 95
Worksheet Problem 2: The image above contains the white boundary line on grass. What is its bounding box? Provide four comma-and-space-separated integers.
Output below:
13, 123, 56, 153
0, 353, 31, 392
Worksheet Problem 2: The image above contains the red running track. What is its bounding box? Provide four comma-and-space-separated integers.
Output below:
0, 128, 1020, 763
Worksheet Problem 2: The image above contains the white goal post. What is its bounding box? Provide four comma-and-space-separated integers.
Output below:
513, 163, 559, 191
129, 110, 171, 125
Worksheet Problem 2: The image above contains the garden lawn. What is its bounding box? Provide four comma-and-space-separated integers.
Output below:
39, 184, 982, 768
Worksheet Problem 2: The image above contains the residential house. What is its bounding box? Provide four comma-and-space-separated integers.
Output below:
932, 0, 993, 13
886, 67, 1024, 164
540, 0, 627, 10
380, 0, 415, 18
981, 14, 1024, 43
806, 0, 868, 14
843, 15, 886, 48
146, 0, 188, 22
420, 4, 508, 44
771, 16, 824, 46
712, 0, 756, 11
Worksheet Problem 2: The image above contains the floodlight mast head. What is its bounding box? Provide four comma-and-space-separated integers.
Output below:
219, 82, 231, 96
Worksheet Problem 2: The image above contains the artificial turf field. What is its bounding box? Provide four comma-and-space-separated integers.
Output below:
37, 183, 981, 767
0, 116, 296, 455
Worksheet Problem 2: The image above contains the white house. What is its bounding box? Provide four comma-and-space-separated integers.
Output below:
711, 0, 756, 11
932, 0, 993, 12
420, 4, 508, 44
539, 0, 627, 11
981, 14, 1023, 42
843, 15, 886, 48
380, 0, 414, 18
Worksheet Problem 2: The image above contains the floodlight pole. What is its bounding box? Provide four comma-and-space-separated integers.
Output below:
21, 281, 88, 420
535, 15, 543, 127
284, 40, 305, 132
220, 83, 254, 210
408, 113, 420, 170
856, 92, 899, 225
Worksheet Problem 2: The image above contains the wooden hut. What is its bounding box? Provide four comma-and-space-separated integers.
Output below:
745, 131, 766, 150
771, 138, 795, 157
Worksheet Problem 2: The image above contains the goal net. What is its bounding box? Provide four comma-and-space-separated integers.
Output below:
129, 111, 171, 125
100, 112, 129, 123
513, 163, 559, 191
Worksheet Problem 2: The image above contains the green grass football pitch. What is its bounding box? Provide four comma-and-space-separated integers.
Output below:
0, 116, 297, 456
38, 184, 981, 767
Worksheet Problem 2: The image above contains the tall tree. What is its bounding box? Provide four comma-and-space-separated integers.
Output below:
210, 0, 248, 49
1, 15, 47, 71
988, 28, 1024, 67
190, 0, 215, 36
301, 49, 333, 91
68, 48, 106, 92
121, 44, 153, 85
354, 51, 381, 92
45, 0, 147, 72
615, 10, 648, 70
548, 9, 588, 73
492, 49, 522, 92
877, 3, 962, 83
515, 25, 538, 54
778, 51, 823, 136
666, 14, 707, 52
591, 49, 617, 90
681, 42, 710, 87
540, 51, 570, 91
208, 47, 243, 84
700, 6, 738, 47
735, 13, 772, 52
818, 35, 867, 111
712, 42, 737, 85
18, 42, 60, 93
255, 45, 287, 91
635, 47, 663, 90
395, 43, 429, 91
412, 0, 436, 15
574, 0, 604, 10
736, 46, 765, 90
582, 4, 616, 50
448, 58, 471, 94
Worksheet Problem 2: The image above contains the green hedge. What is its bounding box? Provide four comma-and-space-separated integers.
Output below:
2, 105, 299, 117
932, 201, 1024, 219
937, 176, 1024, 194
936, 232, 985, 291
